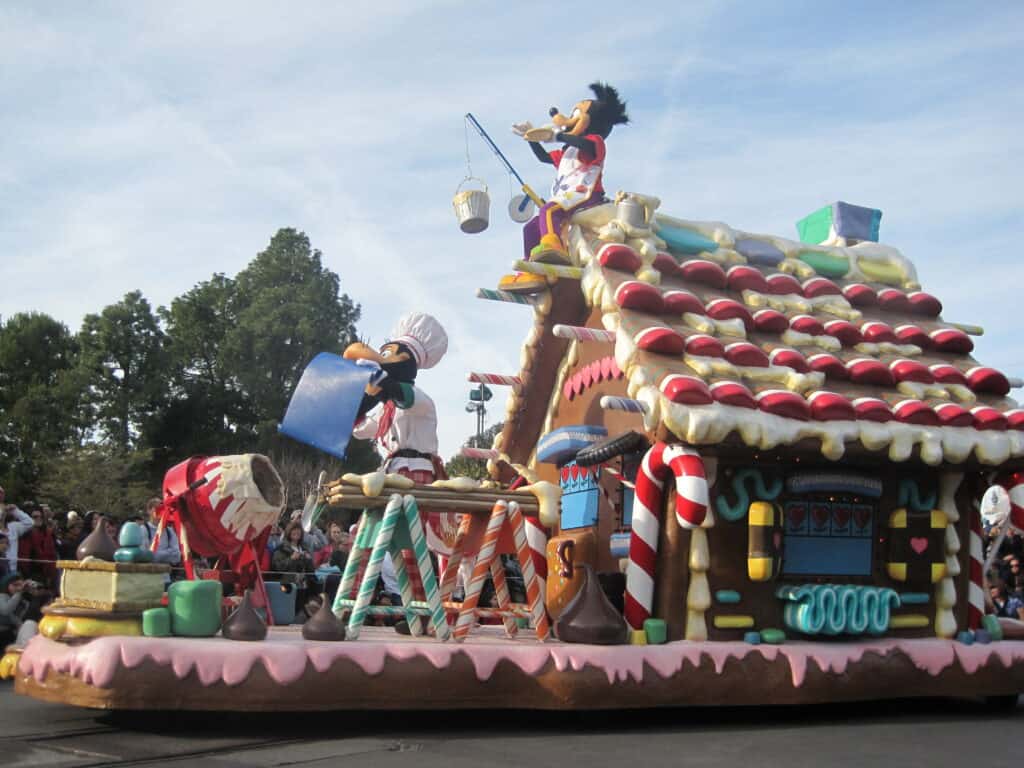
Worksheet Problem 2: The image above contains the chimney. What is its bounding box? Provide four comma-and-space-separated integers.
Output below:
796, 201, 882, 247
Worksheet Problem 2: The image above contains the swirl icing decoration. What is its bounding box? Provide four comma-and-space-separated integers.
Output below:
897, 478, 937, 513
624, 442, 710, 630
715, 468, 784, 522
777, 584, 900, 636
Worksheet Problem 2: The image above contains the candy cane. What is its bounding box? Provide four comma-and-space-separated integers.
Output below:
510, 502, 550, 640
476, 288, 541, 306
467, 372, 523, 388
968, 503, 985, 630
523, 514, 548, 600
600, 395, 649, 414
454, 500, 507, 641
552, 324, 616, 343
513, 259, 583, 280
624, 442, 710, 630
460, 447, 499, 461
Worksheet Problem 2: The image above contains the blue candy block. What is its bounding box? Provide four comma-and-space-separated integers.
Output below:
734, 238, 785, 267
537, 425, 607, 466
956, 630, 976, 645
744, 631, 762, 645
833, 201, 882, 242
657, 224, 719, 255
560, 460, 600, 530
975, 629, 993, 644
279, 353, 373, 460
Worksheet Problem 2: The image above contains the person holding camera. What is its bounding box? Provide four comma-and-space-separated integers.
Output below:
0, 572, 42, 647
1, 486, 34, 574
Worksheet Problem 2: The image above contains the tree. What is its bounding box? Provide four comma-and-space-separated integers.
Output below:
445, 422, 504, 480
38, 445, 155, 521
220, 229, 362, 447
0, 312, 83, 497
78, 291, 169, 450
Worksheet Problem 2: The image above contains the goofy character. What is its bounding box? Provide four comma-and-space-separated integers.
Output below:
513, 82, 629, 266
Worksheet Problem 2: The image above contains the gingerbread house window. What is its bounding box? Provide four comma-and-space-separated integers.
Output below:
781, 495, 876, 577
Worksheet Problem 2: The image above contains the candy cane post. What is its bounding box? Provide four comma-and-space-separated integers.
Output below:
600, 395, 649, 414
476, 288, 542, 306
624, 442, 710, 631
968, 503, 985, 630
513, 260, 584, 280
509, 501, 550, 641
467, 372, 523, 388
460, 447, 499, 461
552, 324, 616, 344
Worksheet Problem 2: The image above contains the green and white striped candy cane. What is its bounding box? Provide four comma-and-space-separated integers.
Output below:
332, 511, 372, 617
402, 494, 450, 641
346, 494, 404, 640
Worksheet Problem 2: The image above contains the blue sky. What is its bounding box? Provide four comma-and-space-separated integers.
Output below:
1, 1, 1022, 459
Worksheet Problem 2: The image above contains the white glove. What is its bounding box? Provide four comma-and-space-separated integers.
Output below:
511, 121, 534, 137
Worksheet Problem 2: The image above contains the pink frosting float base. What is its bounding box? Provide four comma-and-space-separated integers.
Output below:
16, 628, 1024, 711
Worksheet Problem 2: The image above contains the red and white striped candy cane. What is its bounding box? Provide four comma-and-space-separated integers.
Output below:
1004, 471, 1024, 532
968, 503, 985, 630
523, 515, 548, 600
624, 442, 710, 631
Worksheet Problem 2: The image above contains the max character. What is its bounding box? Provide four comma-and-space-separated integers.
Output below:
513, 82, 629, 266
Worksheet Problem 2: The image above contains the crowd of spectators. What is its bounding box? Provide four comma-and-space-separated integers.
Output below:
984, 526, 1024, 619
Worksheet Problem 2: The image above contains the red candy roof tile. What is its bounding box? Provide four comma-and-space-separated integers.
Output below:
971, 406, 1008, 431
860, 321, 897, 344
599, 243, 641, 272
726, 265, 769, 293
769, 348, 810, 373
908, 291, 942, 317
853, 397, 894, 422
808, 391, 856, 421
894, 399, 939, 426
706, 298, 754, 329
1006, 410, 1024, 431
877, 288, 911, 313
753, 309, 789, 333
652, 251, 678, 275
966, 366, 1010, 396
661, 374, 713, 405
685, 334, 725, 358
930, 328, 974, 354
843, 283, 877, 306
890, 359, 933, 384
635, 326, 685, 355
802, 277, 841, 298
790, 314, 825, 336
929, 364, 968, 386
663, 289, 705, 316
710, 381, 757, 409
766, 273, 802, 295
725, 341, 770, 368
807, 353, 849, 380
935, 403, 974, 427
758, 390, 810, 420
823, 320, 862, 346
615, 280, 664, 313
679, 259, 727, 288
847, 358, 895, 386
895, 324, 930, 348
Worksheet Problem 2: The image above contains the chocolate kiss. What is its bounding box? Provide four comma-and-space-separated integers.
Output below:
554, 564, 629, 645
302, 596, 347, 641
222, 589, 268, 642
76, 516, 119, 561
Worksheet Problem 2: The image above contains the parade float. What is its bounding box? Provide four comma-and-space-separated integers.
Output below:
9, 83, 1024, 711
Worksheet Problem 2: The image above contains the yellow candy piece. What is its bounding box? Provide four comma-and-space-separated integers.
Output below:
40, 614, 142, 639
0, 651, 20, 680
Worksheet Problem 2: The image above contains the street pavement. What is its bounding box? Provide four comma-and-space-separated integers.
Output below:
1, 681, 1020, 767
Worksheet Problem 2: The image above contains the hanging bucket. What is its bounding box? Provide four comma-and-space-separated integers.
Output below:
453, 177, 490, 234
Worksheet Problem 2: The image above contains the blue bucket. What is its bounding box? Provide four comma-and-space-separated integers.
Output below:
264, 581, 297, 625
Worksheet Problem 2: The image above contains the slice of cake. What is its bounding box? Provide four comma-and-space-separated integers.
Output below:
56, 559, 170, 612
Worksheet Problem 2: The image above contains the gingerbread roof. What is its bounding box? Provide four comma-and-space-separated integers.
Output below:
495, 196, 1024, 469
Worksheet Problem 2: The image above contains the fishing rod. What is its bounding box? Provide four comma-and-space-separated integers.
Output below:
465, 112, 545, 210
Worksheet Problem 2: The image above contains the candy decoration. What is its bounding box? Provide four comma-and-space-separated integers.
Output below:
598, 243, 642, 272
808, 391, 856, 421
705, 298, 754, 329
802, 277, 841, 298
753, 309, 789, 334
635, 326, 686, 355
877, 288, 911, 313
685, 334, 725, 358
847, 358, 895, 386
1006, 410, 1024, 431
600, 395, 649, 414
726, 265, 769, 294
513, 259, 583, 280
852, 397, 894, 422
660, 374, 714, 405
930, 328, 973, 354
966, 366, 1011, 396
615, 281, 665, 313
724, 341, 770, 368
895, 324, 930, 348
789, 315, 825, 336
769, 348, 809, 373
934, 403, 974, 427
346, 497, 402, 639
893, 400, 939, 426
624, 442, 710, 630
842, 283, 877, 306
734, 238, 785, 266
890, 359, 933, 384
460, 447, 499, 461
971, 406, 1008, 431
467, 372, 522, 388
757, 390, 811, 421
766, 273, 802, 295
860, 321, 897, 344
663, 290, 705, 316
454, 500, 509, 641
509, 502, 550, 640
907, 291, 943, 317
523, 514, 549, 604
929, 364, 968, 386
948, 322, 985, 336
476, 287, 542, 305
678, 259, 727, 288
807, 353, 849, 380
823, 320, 862, 347
552, 324, 616, 343
710, 381, 757, 409
652, 251, 679, 275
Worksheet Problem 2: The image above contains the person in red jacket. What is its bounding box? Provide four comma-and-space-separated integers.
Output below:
21, 506, 58, 592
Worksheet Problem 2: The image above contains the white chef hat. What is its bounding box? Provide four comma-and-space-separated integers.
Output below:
388, 313, 448, 370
